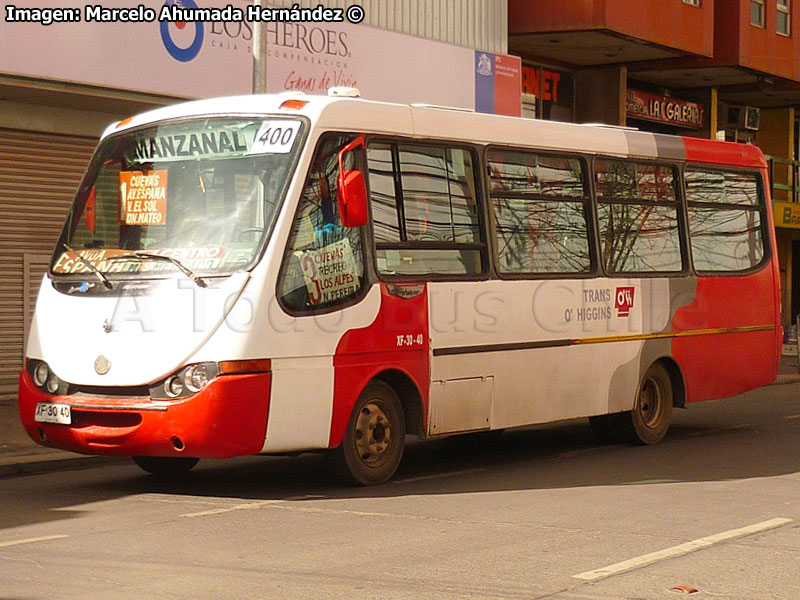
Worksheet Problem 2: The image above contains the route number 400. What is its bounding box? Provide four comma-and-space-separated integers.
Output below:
251, 120, 301, 154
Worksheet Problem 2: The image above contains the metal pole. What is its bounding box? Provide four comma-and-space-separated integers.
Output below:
252, 0, 267, 93
795, 314, 800, 375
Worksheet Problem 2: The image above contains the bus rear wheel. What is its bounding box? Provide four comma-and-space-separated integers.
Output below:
329, 381, 406, 486
622, 362, 673, 445
133, 456, 199, 477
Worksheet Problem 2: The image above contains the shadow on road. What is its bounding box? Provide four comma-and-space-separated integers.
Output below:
109, 381, 800, 499
3, 382, 800, 530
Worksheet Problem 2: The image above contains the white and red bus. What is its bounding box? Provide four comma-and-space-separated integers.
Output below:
19, 90, 781, 484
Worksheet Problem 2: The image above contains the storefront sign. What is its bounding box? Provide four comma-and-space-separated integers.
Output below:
1, 0, 520, 114
774, 200, 800, 229
521, 65, 565, 104
626, 89, 704, 129
520, 64, 573, 120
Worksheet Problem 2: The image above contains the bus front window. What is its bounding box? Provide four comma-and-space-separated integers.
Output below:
52, 116, 305, 281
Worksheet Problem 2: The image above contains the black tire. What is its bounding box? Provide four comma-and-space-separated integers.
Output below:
133, 456, 199, 477
620, 362, 673, 445
329, 381, 406, 486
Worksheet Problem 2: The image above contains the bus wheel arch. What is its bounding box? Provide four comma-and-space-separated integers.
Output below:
659, 356, 686, 409
590, 357, 684, 444
373, 369, 425, 437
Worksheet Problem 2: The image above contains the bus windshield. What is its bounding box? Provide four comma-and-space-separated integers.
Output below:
51, 116, 305, 281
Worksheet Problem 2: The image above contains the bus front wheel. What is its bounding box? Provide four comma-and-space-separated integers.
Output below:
133, 456, 199, 477
329, 381, 406, 486
623, 362, 673, 445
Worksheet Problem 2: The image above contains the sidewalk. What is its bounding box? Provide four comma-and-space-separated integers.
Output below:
2, 355, 800, 478
0, 398, 114, 478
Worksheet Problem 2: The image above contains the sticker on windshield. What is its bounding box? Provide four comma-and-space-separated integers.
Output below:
298, 238, 359, 305
52, 246, 228, 275
249, 120, 301, 154
119, 170, 168, 226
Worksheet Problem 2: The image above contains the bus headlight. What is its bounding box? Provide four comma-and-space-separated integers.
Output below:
33, 362, 50, 387
46, 373, 61, 394
184, 364, 211, 393
152, 362, 220, 399
27, 359, 66, 395
164, 376, 184, 398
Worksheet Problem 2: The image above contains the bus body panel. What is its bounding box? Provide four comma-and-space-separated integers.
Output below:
672, 269, 781, 403
19, 369, 270, 458
426, 277, 698, 433
261, 285, 383, 453
677, 138, 782, 402
26, 272, 251, 386
329, 283, 430, 448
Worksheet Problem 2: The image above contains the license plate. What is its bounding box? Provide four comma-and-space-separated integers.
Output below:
34, 402, 72, 425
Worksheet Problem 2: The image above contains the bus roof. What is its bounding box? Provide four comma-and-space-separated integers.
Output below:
104, 91, 767, 170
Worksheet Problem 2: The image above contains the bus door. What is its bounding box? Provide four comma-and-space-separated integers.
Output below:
270, 133, 378, 452
366, 139, 493, 436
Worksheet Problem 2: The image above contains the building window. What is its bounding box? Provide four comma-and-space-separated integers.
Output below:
682, 0, 700, 6
778, 0, 791, 35
751, 0, 766, 27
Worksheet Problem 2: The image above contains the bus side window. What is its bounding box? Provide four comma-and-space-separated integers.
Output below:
685, 168, 765, 272
367, 141, 485, 277
277, 133, 367, 313
595, 160, 683, 274
487, 149, 591, 275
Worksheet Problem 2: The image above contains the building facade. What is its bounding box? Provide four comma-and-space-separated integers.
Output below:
509, 0, 800, 332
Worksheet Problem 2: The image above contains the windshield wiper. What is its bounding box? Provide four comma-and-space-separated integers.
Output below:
62, 243, 113, 289
109, 252, 208, 288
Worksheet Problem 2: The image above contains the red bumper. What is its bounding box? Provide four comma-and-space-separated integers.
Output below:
18, 370, 270, 459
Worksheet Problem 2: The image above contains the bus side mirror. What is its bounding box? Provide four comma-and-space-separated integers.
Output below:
336, 135, 368, 228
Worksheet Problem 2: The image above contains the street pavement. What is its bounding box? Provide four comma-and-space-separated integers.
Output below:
2, 353, 800, 478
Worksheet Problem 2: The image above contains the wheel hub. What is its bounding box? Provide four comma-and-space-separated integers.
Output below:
354, 400, 392, 466
639, 378, 663, 429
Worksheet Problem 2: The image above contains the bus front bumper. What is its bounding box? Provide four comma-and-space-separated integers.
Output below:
18, 370, 271, 459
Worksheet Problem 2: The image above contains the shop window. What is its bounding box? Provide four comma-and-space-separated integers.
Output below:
595, 160, 683, 274
751, 0, 766, 26
487, 149, 591, 274
778, 0, 791, 35
685, 169, 765, 272
277, 133, 367, 313
367, 142, 485, 277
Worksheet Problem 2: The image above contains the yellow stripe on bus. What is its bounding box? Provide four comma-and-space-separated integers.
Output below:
572, 324, 775, 346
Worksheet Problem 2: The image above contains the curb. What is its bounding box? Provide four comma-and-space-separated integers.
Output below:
0, 453, 122, 479
772, 374, 800, 385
